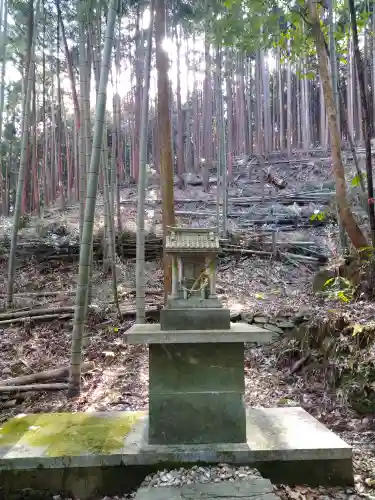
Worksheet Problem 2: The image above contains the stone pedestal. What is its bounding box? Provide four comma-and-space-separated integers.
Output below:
148, 343, 246, 445
124, 322, 277, 446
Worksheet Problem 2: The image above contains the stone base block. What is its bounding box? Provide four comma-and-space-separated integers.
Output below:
160, 308, 230, 330
149, 392, 246, 445
149, 343, 245, 445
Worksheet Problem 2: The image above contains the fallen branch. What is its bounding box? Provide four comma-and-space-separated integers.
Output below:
0, 383, 68, 393
120, 192, 334, 207
0, 291, 75, 297
221, 247, 273, 257
121, 288, 163, 296
0, 362, 94, 387
280, 252, 321, 263
0, 313, 73, 326
289, 354, 310, 375
0, 306, 75, 321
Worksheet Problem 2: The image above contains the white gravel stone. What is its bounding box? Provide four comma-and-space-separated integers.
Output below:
139, 464, 262, 488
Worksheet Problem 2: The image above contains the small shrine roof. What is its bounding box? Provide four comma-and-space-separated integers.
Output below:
165, 227, 219, 253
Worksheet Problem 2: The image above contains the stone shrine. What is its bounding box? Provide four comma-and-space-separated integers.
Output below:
126, 226, 276, 445
160, 227, 230, 330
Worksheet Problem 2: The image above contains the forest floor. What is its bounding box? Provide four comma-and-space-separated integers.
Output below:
0, 153, 375, 499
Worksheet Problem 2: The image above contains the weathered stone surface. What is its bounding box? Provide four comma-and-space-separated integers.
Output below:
134, 477, 278, 500
160, 308, 231, 331
167, 297, 223, 309
275, 321, 295, 329
149, 392, 246, 445
242, 313, 254, 324
124, 323, 276, 345
253, 316, 268, 324
263, 324, 283, 334
292, 309, 312, 323
149, 343, 244, 394
148, 343, 246, 444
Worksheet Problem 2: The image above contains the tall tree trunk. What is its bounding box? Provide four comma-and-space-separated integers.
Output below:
0, 0, 7, 215
202, 32, 212, 191
277, 48, 284, 150
58, 4, 80, 129
216, 48, 228, 237
132, 4, 142, 181
256, 48, 263, 155
176, 25, 185, 179
372, 4, 375, 126
78, 20, 87, 235
246, 57, 253, 153
225, 49, 233, 180
136, 0, 154, 323
286, 40, 292, 157
328, 0, 348, 252
262, 51, 271, 153
68, 0, 117, 397
347, 36, 355, 140
7, 0, 40, 307
349, 0, 375, 245
155, 0, 175, 303
184, 38, 193, 172
308, 0, 367, 249
328, 0, 340, 133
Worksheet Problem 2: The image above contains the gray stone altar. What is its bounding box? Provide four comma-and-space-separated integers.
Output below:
126, 226, 276, 445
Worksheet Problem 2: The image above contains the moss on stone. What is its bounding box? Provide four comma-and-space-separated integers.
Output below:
0, 412, 144, 457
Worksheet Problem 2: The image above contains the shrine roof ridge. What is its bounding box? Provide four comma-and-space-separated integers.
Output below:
165, 226, 220, 252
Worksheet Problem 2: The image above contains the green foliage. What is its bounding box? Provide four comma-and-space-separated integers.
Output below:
320, 276, 355, 303
208, 0, 370, 71
358, 245, 375, 255
351, 172, 367, 188
310, 210, 326, 222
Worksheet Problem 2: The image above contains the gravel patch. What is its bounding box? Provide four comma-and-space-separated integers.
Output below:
140, 464, 262, 488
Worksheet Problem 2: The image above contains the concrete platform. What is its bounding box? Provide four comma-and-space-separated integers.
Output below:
0, 407, 353, 499
124, 322, 276, 344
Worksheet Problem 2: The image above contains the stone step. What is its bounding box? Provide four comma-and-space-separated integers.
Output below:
134, 477, 279, 500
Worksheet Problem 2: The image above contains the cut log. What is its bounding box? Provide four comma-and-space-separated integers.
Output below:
0, 291, 76, 297
0, 228, 164, 263
0, 383, 68, 393
0, 362, 94, 387
120, 192, 334, 207
0, 313, 73, 326
121, 288, 163, 296
281, 252, 321, 263
263, 168, 288, 189
0, 306, 75, 321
